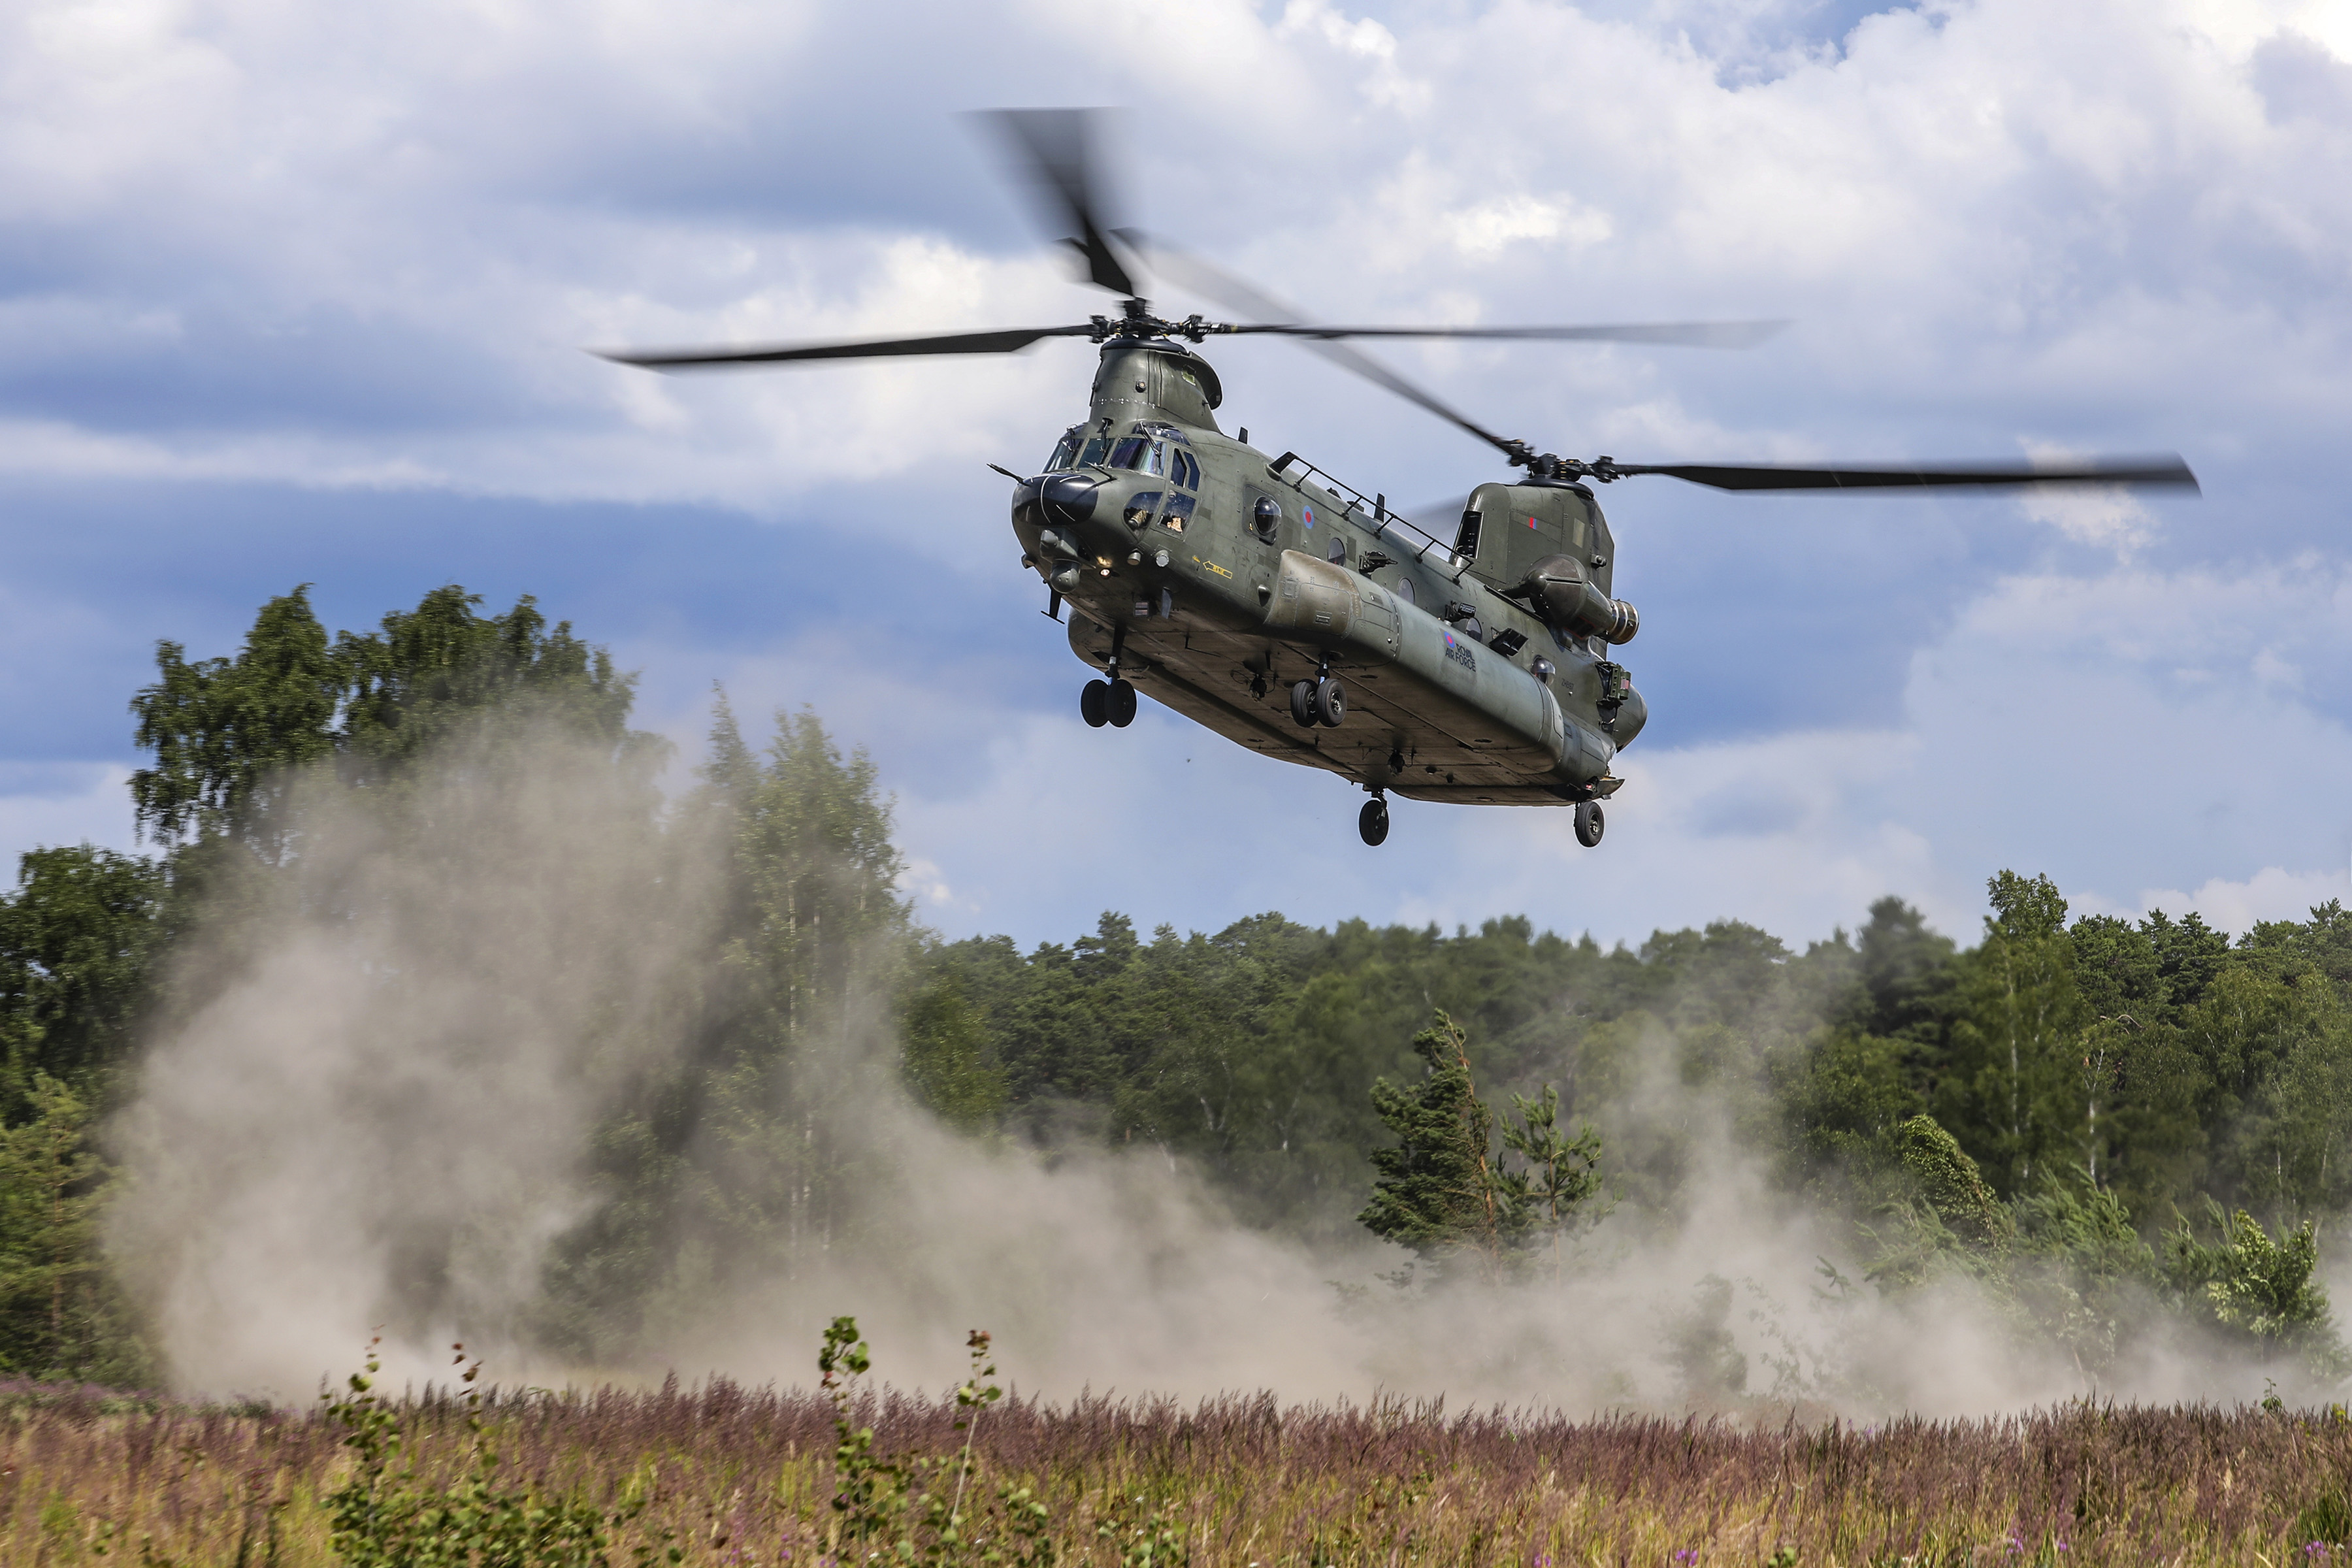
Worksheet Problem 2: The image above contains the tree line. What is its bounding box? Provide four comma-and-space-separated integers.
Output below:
3, 585, 2349, 1386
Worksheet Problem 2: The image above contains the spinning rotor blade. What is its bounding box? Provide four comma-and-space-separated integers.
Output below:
1606, 456, 2200, 492
596, 323, 1094, 370
1121, 232, 1527, 460
978, 110, 1141, 297
1227, 320, 1788, 348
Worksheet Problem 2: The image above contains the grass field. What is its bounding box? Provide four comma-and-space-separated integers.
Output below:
6, 1372, 2352, 1566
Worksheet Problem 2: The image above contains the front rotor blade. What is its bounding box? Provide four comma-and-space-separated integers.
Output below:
1612, 457, 2200, 492
1230, 320, 1788, 348
1120, 230, 1526, 461
596, 323, 1094, 370
977, 110, 1141, 297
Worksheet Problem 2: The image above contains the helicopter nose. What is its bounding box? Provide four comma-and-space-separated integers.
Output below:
1036, 474, 1101, 529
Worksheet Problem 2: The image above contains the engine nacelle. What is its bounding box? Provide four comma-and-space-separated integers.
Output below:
1512, 555, 1639, 644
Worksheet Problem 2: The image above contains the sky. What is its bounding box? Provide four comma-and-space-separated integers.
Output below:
3, 0, 2349, 955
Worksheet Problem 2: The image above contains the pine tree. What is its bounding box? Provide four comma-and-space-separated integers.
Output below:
1358, 1012, 1600, 1279
0, 1075, 151, 1382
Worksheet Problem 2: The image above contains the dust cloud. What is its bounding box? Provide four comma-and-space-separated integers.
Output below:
105, 728, 2300, 1416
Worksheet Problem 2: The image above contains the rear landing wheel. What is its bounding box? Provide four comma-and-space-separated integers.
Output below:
1107, 678, 1137, 728
1081, 679, 1109, 728
1359, 797, 1389, 847
1574, 800, 1605, 848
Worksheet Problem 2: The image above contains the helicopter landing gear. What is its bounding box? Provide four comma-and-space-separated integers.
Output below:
1082, 678, 1137, 728
1084, 624, 1137, 729
1290, 661, 1345, 728
1574, 800, 1605, 848
1290, 679, 1345, 727
1359, 794, 1390, 847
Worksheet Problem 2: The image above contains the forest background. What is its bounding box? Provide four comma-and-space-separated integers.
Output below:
4, 583, 2350, 1407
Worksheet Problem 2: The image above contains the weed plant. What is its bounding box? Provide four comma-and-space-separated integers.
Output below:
12, 1332, 2352, 1565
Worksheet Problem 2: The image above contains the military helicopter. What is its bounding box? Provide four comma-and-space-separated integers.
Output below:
602, 111, 2197, 848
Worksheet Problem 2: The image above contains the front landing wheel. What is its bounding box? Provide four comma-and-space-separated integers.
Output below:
1107, 678, 1137, 728
1359, 797, 1390, 847
1081, 679, 1109, 728
1574, 800, 1605, 848
1313, 676, 1346, 728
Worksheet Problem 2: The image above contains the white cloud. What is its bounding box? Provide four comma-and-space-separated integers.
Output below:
5, 0, 2352, 966
2134, 864, 2351, 935
0, 765, 137, 862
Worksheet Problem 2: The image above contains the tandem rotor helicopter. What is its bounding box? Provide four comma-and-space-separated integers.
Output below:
602, 111, 2197, 848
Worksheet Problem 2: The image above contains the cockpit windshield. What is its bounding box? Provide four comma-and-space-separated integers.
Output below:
1044, 425, 1109, 472
1107, 435, 1168, 476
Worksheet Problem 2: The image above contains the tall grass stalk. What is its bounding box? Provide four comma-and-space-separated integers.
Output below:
10, 1370, 2352, 1564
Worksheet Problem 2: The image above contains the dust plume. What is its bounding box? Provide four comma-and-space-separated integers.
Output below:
105, 724, 2313, 1416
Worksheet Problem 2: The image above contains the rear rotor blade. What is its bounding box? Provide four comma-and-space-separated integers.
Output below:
596, 323, 1094, 370
1230, 320, 1788, 348
977, 110, 1141, 297
1609, 457, 2200, 492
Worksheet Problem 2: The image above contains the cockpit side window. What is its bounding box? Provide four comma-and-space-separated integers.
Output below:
1160, 493, 1195, 533
1045, 426, 1083, 472
1123, 491, 1164, 529
1175, 451, 1200, 489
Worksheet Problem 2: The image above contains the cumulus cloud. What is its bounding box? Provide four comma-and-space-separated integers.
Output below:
5, 0, 2352, 963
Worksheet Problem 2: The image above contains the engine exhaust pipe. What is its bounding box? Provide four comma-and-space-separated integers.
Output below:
1510, 555, 1638, 644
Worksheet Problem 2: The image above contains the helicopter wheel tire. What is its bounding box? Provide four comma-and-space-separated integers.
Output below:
1107, 679, 1137, 728
1290, 680, 1318, 728
1574, 800, 1605, 848
1081, 679, 1109, 729
1315, 677, 1346, 727
1359, 797, 1389, 847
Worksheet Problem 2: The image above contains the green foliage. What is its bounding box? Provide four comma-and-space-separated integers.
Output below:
0, 1073, 151, 1384
2297, 1490, 2352, 1549
2011, 1169, 2160, 1374
540, 700, 913, 1358
323, 1339, 664, 1568
1358, 1012, 1601, 1277
902, 977, 1008, 1132
36, 571, 2352, 1391
1359, 1013, 1503, 1262
2163, 1201, 2346, 1369
130, 583, 645, 857
0, 845, 165, 1113
336, 587, 640, 781
817, 1316, 1048, 1568
131, 585, 343, 853
1895, 1115, 2012, 1250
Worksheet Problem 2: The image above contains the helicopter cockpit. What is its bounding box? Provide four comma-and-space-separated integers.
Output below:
1044, 422, 1203, 490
